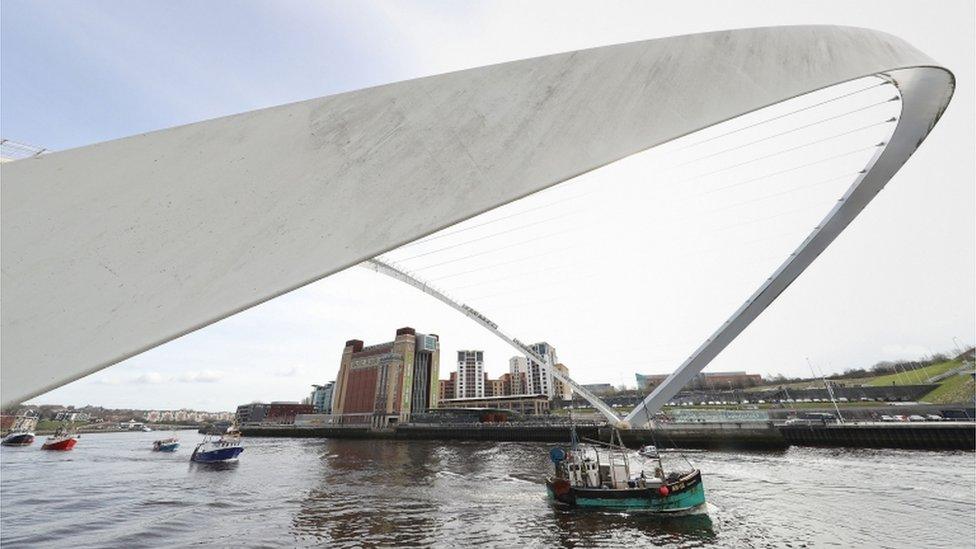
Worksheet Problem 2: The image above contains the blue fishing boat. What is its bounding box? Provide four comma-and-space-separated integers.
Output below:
546, 428, 706, 513
190, 429, 243, 463
152, 437, 180, 452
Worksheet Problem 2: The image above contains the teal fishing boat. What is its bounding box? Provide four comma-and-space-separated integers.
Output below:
545, 428, 706, 513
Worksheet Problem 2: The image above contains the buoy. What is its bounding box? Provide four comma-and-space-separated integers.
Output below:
658, 485, 670, 497
552, 479, 571, 495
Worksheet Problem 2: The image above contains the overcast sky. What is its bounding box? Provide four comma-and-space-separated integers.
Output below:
2, 1, 973, 411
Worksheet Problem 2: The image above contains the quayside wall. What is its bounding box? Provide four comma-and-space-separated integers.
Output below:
241, 421, 976, 451
242, 422, 787, 450
779, 422, 975, 450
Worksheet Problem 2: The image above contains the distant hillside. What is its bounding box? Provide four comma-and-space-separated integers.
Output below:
748, 355, 974, 405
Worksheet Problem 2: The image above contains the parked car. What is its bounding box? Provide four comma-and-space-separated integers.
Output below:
893, 415, 908, 422
880, 415, 895, 422
925, 414, 943, 421
908, 415, 926, 422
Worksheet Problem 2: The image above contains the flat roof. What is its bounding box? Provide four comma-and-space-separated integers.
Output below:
440, 394, 548, 401
427, 407, 520, 414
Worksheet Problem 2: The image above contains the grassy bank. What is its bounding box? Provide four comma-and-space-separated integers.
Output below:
738, 358, 972, 405
866, 360, 961, 386
922, 374, 975, 404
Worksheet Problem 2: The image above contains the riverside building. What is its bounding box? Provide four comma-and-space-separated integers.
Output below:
332, 327, 440, 427
266, 402, 314, 424
439, 372, 456, 400
438, 394, 551, 416
553, 363, 573, 400
509, 356, 529, 395
636, 371, 763, 391
456, 350, 485, 398
512, 342, 558, 399
235, 402, 269, 425
309, 382, 335, 414
487, 375, 506, 397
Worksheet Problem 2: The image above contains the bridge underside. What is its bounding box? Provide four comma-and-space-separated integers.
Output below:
0, 26, 953, 408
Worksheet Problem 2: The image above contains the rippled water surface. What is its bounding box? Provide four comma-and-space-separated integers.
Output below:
2, 431, 973, 548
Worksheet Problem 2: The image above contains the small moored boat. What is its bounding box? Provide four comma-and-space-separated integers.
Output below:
152, 437, 180, 452
2, 412, 38, 447
2, 432, 36, 447
638, 444, 659, 458
41, 425, 78, 451
546, 427, 706, 513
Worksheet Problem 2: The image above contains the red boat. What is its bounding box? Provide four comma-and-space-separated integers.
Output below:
41, 427, 78, 451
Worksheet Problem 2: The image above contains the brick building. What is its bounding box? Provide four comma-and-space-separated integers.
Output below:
332, 327, 440, 427
439, 372, 457, 400
552, 363, 573, 400
266, 402, 314, 424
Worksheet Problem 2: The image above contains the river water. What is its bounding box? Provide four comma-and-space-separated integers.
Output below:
1, 431, 973, 548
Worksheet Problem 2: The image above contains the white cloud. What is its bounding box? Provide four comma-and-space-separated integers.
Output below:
91, 377, 122, 386
130, 372, 165, 385
272, 365, 304, 378
174, 370, 224, 383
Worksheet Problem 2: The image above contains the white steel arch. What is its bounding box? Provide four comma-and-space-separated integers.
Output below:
625, 67, 953, 426
0, 27, 954, 407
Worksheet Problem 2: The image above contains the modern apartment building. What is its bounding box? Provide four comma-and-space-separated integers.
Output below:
552, 363, 573, 400
509, 356, 529, 395
456, 350, 485, 399
235, 402, 269, 425
309, 382, 335, 414
524, 342, 558, 399
486, 375, 506, 397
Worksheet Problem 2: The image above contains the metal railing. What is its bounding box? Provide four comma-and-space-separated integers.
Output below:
0, 139, 47, 162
